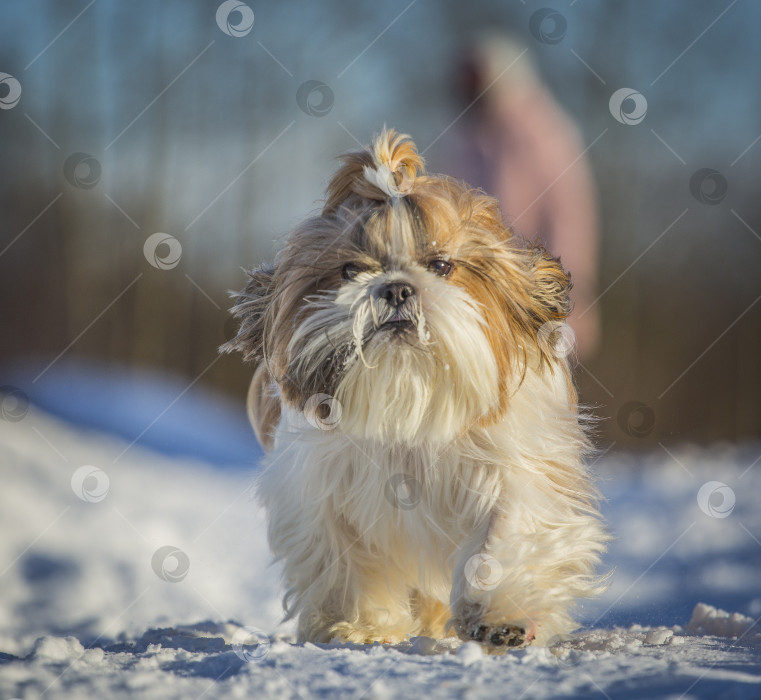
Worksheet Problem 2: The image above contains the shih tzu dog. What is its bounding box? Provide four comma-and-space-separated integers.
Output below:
223, 129, 607, 650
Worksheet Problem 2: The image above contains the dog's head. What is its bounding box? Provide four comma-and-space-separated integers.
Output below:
223, 129, 572, 445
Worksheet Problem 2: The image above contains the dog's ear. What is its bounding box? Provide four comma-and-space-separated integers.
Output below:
246, 363, 280, 451
220, 263, 277, 363
527, 245, 572, 324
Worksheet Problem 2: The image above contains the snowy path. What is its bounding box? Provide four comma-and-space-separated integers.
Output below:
5, 612, 761, 700
1, 409, 760, 699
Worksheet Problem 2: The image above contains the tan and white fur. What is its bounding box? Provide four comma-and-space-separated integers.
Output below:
223, 129, 607, 650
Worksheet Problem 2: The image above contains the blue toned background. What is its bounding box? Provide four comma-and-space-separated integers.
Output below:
1, 4, 761, 698
1, 0, 760, 453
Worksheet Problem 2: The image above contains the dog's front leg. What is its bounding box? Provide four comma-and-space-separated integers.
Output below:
448, 491, 599, 650
448, 514, 536, 651
269, 500, 417, 645
292, 539, 416, 645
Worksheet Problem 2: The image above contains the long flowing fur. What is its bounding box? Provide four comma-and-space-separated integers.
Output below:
222, 128, 608, 649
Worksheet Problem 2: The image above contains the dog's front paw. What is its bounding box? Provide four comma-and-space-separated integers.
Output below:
451, 604, 531, 651
464, 623, 530, 650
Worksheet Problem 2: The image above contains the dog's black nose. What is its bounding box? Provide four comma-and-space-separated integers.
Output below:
377, 281, 415, 308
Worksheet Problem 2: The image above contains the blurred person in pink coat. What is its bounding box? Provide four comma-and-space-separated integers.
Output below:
440, 35, 601, 360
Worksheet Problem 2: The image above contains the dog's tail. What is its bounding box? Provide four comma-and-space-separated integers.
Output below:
323, 127, 424, 214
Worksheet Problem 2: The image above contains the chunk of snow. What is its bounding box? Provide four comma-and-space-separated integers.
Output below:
32, 636, 84, 662
408, 636, 439, 655
456, 641, 484, 665
687, 603, 759, 638
644, 628, 673, 645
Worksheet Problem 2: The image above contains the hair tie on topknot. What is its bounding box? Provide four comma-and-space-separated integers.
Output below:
363, 127, 423, 198
323, 127, 424, 214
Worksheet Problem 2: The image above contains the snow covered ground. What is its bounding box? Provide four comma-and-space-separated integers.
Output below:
1, 402, 760, 699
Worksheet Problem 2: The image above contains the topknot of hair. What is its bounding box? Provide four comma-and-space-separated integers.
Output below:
323, 127, 424, 214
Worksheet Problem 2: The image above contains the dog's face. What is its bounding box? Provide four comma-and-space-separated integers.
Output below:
225, 130, 571, 445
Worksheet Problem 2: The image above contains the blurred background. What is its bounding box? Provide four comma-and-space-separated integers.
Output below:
2, 4, 761, 681
1, 0, 760, 456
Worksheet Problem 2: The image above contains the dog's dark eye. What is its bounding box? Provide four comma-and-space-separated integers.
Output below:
427, 259, 453, 277
341, 263, 362, 280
